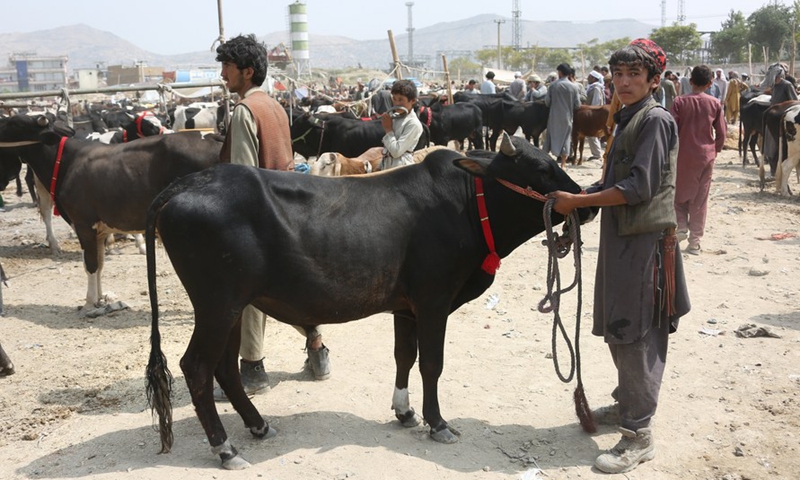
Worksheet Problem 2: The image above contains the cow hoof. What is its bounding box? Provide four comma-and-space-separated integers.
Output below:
430, 424, 460, 444
250, 424, 277, 439
395, 408, 421, 427
221, 454, 251, 470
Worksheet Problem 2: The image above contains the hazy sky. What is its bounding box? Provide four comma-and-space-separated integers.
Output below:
1, 0, 777, 55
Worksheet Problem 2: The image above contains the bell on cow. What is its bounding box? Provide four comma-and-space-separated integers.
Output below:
37, 115, 49, 127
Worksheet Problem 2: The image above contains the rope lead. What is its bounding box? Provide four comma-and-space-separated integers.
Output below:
540, 198, 596, 433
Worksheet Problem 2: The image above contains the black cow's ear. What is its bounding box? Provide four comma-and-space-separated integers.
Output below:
453, 157, 490, 177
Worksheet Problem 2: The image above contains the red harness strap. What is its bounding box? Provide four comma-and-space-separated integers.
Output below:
50, 137, 67, 217
475, 177, 501, 275
419, 106, 432, 128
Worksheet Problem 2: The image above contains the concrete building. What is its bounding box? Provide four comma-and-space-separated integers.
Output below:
0, 54, 69, 93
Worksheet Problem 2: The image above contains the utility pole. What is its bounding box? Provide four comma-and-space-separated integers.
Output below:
677, 0, 686, 25
212, 0, 225, 50
512, 0, 522, 51
406, 2, 415, 64
494, 19, 506, 70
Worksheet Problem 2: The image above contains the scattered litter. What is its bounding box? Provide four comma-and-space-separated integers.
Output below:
83, 301, 130, 318
519, 467, 546, 479
734, 324, 782, 339
756, 232, 797, 241
734, 446, 745, 457
748, 268, 769, 277
788, 374, 800, 382
699, 327, 723, 337
707, 318, 718, 324
485, 293, 500, 310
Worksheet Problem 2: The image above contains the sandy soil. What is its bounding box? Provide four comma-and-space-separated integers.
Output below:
1, 145, 799, 480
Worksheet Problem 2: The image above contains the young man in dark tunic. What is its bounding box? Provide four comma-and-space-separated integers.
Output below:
548, 38, 691, 474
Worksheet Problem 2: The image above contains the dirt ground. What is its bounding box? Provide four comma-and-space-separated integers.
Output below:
1, 144, 799, 480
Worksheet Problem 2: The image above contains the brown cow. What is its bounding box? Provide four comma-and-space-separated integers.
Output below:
570, 105, 611, 165
311, 147, 383, 176
310, 146, 452, 177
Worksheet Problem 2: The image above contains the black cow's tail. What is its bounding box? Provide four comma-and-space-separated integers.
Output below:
145, 185, 176, 454
738, 115, 743, 159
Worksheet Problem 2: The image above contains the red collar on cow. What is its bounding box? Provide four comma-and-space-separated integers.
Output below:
474, 177, 501, 275
135, 112, 148, 137
50, 136, 67, 217
123, 129, 128, 143
419, 106, 432, 128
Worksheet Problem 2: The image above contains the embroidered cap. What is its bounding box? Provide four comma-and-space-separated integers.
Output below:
629, 38, 667, 74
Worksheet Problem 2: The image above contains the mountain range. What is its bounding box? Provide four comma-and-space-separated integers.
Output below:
0, 15, 658, 73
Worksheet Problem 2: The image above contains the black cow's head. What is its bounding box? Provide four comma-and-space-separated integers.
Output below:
0, 114, 75, 147
456, 133, 597, 225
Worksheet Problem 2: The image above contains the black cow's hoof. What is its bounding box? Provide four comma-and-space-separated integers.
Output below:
250, 424, 277, 439
395, 408, 421, 427
222, 454, 251, 470
430, 422, 460, 444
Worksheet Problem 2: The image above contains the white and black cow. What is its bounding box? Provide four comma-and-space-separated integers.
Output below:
0, 114, 223, 312
144, 133, 596, 469
172, 102, 228, 134
776, 103, 800, 195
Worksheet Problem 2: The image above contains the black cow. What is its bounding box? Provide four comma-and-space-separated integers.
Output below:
517, 101, 549, 147
289, 111, 429, 159
0, 114, 223, 311
71, 111, 109, 138
760, 100, 800, 186
453, 91, 521, 151
739, 90, 769, 167
418, 101, 484, 149
144, 134, 595, 469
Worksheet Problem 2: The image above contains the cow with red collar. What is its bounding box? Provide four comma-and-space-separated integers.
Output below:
0, 114, 222, 312
87, 111, 168, 144
144, 133, 596, 469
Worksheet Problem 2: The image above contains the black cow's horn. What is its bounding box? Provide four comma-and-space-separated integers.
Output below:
37, 115, 49, 127
500, 132, 516, 156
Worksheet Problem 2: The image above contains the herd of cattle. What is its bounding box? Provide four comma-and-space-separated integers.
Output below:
0, 79, 798, 469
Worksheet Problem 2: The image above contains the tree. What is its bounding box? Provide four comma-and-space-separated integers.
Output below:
544, 49, 573, 71
710, 10, 749, 63
575, 37, 631, 72
650, 23, 702, 65
748, 3, 793, 61
447, 57, 482, 78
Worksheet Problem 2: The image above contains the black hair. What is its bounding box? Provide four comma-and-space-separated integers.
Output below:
215, 34, 268, 86
556, 63, 571, 76
486, 71, 495, 79
608, 47, 659, 81
391, 79, 417, 101
468, 79, 477, 85
690, 65, 713, 88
